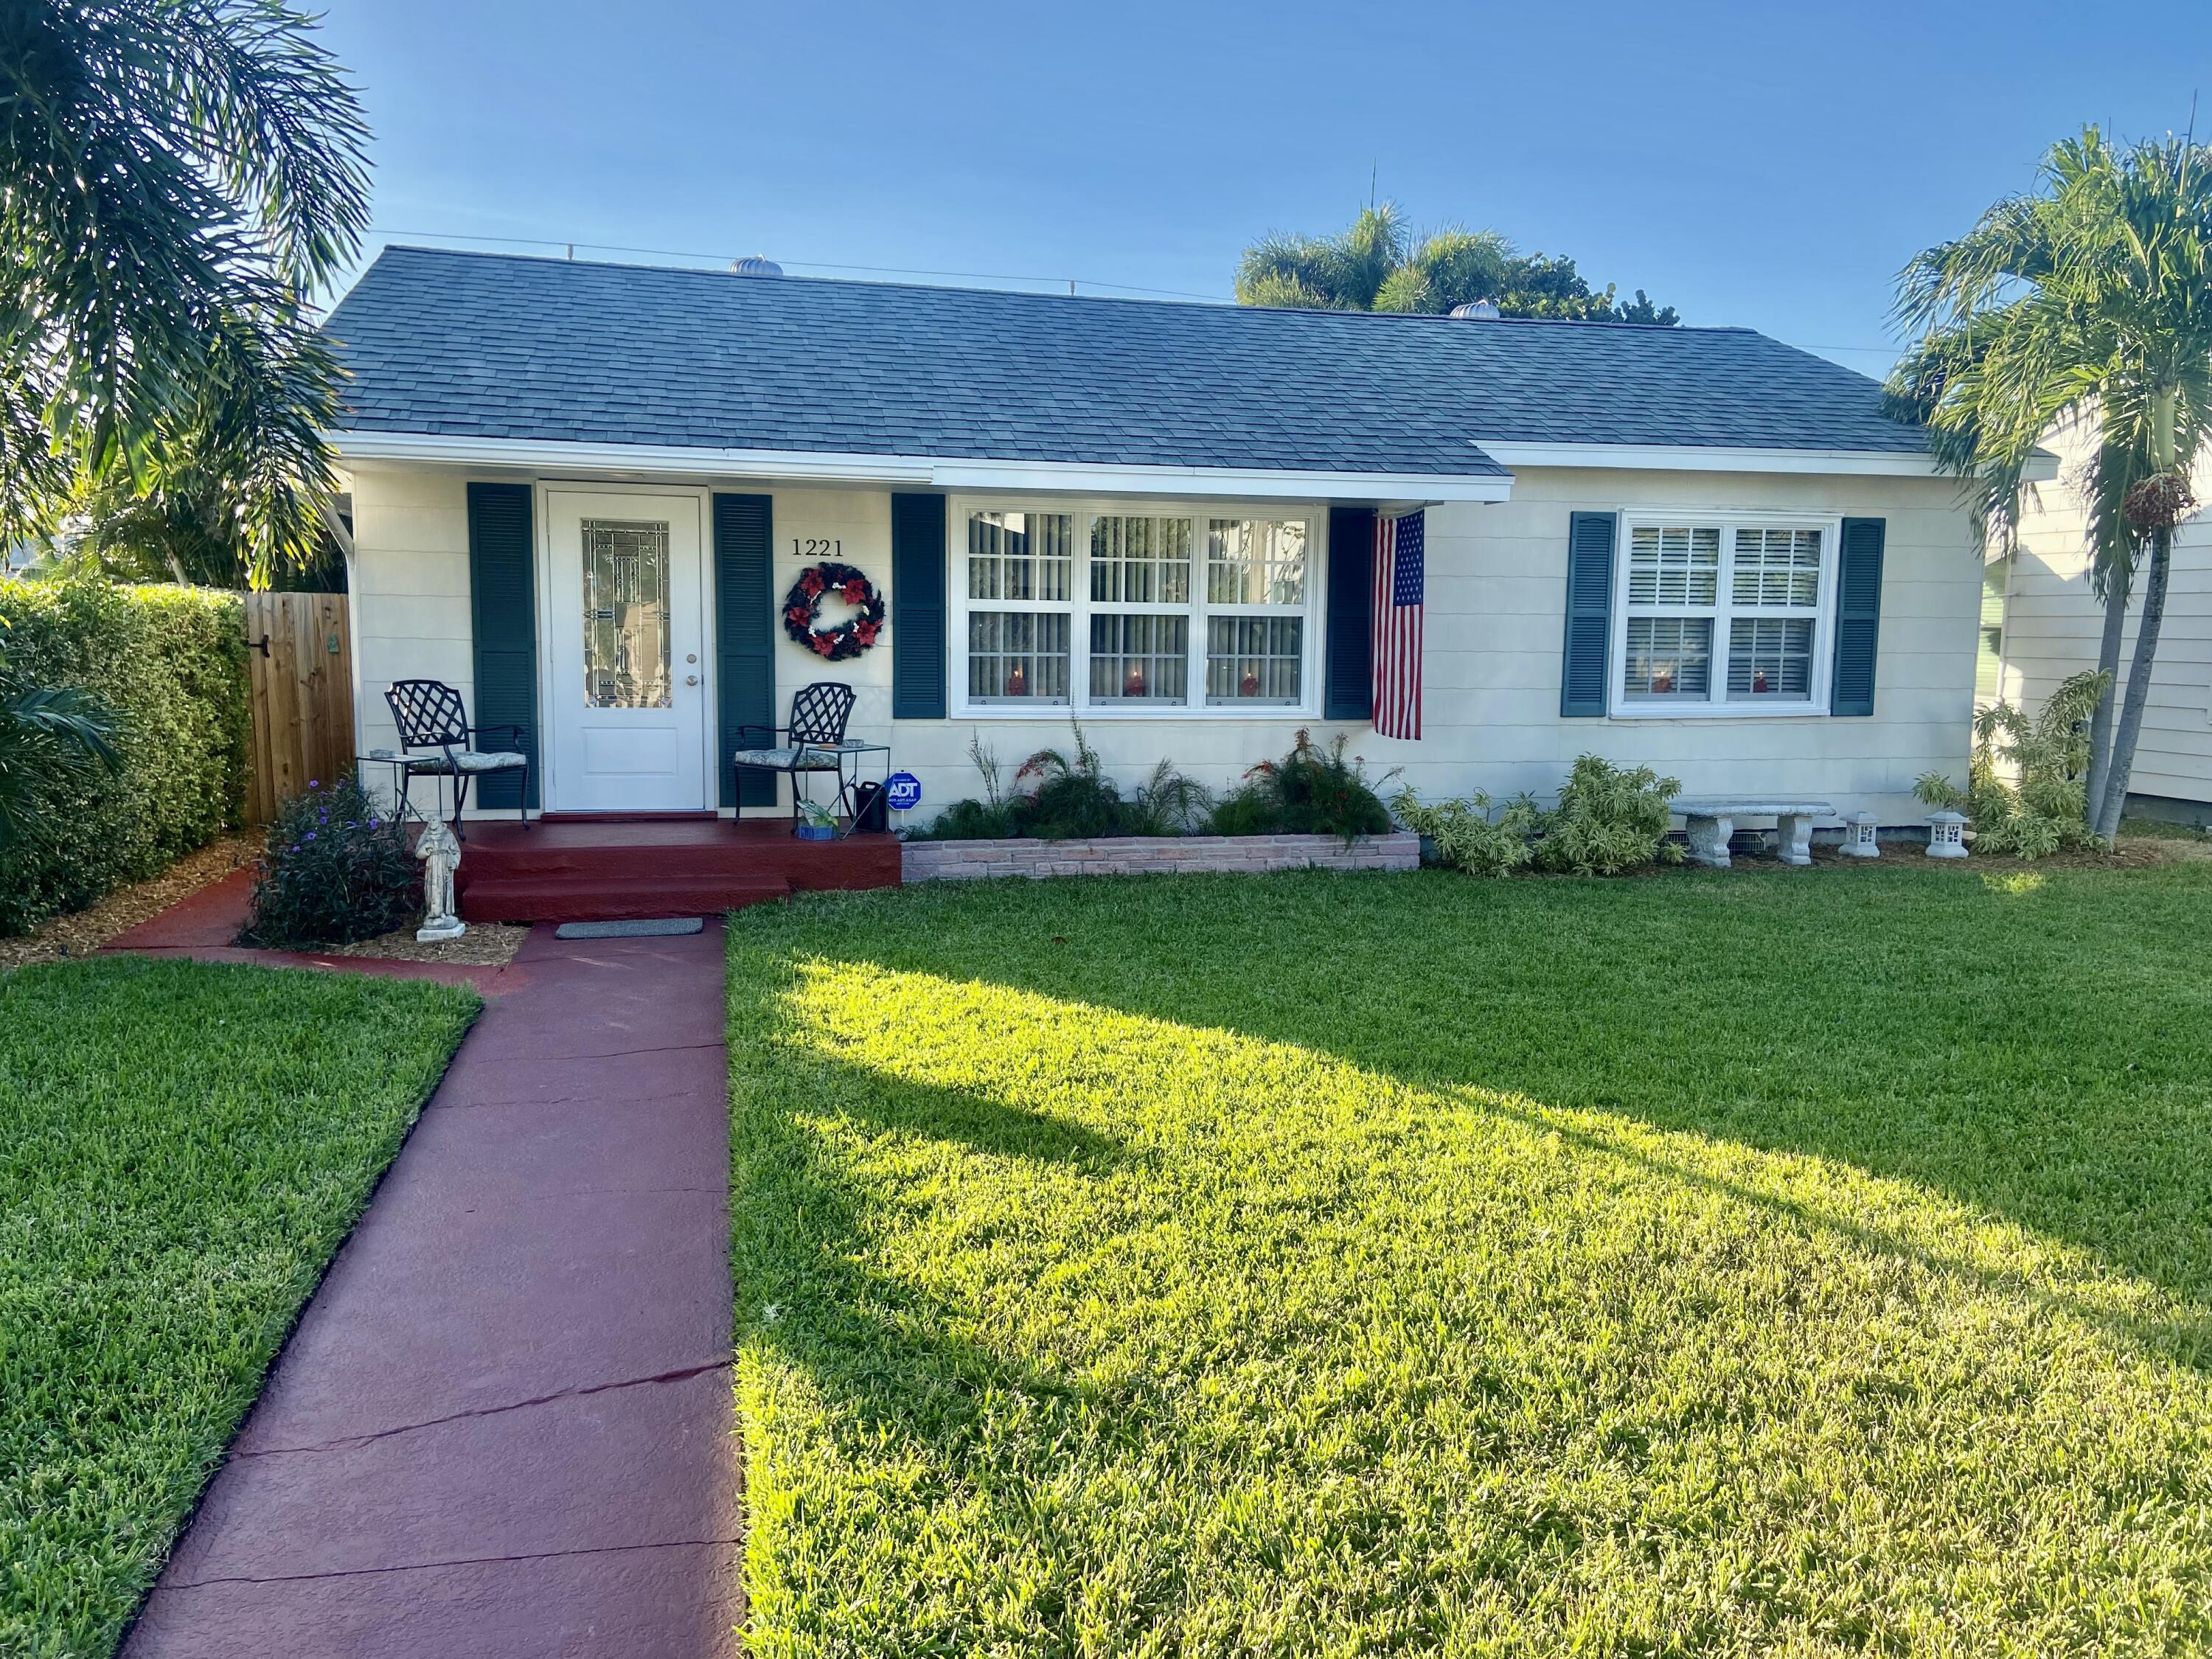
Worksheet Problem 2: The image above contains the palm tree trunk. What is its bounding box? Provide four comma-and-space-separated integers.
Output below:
2093, 526, 2171, 841
2081, 572, 2128, 814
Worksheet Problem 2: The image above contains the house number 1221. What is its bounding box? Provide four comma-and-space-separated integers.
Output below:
793, 538, 842, 558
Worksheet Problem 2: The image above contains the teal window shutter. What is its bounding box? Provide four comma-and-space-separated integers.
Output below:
1559, 511, 1615, 717
714, 493, 775, 807
891, 493, 947, 718
1830, 517, 1885, 716
466, 481, 538, 809
1324, 507, 1374, 720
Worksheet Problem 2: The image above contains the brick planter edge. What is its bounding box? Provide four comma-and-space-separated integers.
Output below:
902, 830, 1420, 883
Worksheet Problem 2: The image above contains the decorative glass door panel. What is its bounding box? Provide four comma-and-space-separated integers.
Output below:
581, 519, 673, 709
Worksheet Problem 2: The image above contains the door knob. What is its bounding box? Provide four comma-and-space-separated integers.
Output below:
685, 674, 699, 686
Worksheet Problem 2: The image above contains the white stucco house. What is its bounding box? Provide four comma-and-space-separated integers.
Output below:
323, 246, 2002, 837
1981, 412, 2212, 822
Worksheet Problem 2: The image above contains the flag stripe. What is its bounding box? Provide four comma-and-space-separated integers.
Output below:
1371, 509, 1424, 740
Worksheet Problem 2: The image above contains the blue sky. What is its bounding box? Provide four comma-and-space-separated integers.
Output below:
319, 0, 2211, 375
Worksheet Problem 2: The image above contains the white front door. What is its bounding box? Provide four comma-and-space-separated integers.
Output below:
546, 490, 709, 812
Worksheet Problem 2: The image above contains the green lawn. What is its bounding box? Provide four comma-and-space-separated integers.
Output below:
728, 861, 2212, 1658
0, 957, 476, 1659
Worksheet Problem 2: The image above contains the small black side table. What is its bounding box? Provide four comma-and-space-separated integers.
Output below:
795, 740, 892, 835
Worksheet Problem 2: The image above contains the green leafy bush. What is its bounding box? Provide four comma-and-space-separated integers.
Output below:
241, 775, 418, 948
1916, 671, 2104, 858
1534, 754, 1683, 875
910, 726, 1214, 841
0, 573, 248, 933
1394, 756, 1681, 877
1208, 729, 1394, 843
1391, 788, 1540, 876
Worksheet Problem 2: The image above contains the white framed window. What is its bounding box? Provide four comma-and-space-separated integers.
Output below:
1610, 512, 1841, 716
950, 501, 1321, 716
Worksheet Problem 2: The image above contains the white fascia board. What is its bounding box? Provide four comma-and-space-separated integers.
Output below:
1472, 438, 2056, 483
328, 430, 1514, 503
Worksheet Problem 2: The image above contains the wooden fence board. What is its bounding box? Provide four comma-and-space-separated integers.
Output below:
243, 591, 354, 824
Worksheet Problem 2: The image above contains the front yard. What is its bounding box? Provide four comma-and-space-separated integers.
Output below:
728, 860, 2212, 1655
0, 958, 476, 1658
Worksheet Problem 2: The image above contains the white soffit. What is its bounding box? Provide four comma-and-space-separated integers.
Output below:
329, 431, 1514, 504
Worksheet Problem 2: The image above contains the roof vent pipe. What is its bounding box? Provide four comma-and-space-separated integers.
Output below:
1449, 299, 1501, 320
729, 255, 783, 276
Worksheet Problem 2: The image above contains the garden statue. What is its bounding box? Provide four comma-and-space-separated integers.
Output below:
414, 818, 467, 942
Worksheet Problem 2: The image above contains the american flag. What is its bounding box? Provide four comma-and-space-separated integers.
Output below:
1371, 509, 1425, 740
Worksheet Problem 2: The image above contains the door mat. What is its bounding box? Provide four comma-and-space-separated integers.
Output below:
554, 917, 705, 939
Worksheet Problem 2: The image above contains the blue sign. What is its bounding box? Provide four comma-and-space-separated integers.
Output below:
884, 771, 923, 813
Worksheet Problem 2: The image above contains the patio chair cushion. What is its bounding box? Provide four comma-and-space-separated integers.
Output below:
731, 745, 842, 771
402, 750, 529, 775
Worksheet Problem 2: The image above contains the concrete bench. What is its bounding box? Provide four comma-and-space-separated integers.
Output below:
1672, 799, 1834, 869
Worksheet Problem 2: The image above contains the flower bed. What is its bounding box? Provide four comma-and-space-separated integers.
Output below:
902, 830, 1418, 883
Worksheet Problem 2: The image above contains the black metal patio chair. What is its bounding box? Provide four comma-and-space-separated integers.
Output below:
383, 679, 532, 838
731, 681, 858, 826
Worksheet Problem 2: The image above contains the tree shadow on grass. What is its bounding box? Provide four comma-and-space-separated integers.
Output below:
734, 866, 2212, 1372
723, 925, 2212, 1652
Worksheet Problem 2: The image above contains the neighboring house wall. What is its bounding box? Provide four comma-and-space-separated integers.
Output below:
345, 461, 1976, 825
1992, 414, 2212, 808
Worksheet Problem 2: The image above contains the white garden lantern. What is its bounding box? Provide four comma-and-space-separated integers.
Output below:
1840, 811, 1881, 858
1925, 810, 1968, 860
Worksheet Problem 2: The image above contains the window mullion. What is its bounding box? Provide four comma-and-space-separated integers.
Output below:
1069, 512, 1091, 712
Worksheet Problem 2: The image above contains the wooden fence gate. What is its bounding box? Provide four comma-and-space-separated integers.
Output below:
243, 591, 355, 824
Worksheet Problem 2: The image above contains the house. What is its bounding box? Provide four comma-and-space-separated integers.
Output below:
324, 244, 1999, 849
1981, 412, 2212, 823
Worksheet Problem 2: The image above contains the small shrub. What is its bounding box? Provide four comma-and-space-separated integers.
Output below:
241, 776, 418, 949
1391, 788, 1540, 876
1397, 757, 1680, 878
1916, 672, 2104, 859
1533, 754, 1683, 875
1208, 729, 1394, 844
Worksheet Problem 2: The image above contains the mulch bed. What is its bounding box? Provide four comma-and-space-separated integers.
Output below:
0, 835, 259, 972
330, 922, 528, 967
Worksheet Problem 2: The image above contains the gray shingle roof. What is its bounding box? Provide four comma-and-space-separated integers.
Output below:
324, 246, 1925, 476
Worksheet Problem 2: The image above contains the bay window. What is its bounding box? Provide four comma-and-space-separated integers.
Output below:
955, 504, 1318, 714
1614, 515, 1838, 714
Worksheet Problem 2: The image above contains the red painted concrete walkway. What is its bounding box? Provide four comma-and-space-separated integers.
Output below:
122, 923, 741, 1658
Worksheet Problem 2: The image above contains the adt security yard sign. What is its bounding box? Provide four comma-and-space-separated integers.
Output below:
885, 771, 923, 814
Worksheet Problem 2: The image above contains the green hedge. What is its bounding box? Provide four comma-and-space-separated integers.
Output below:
0, 577, 249, 934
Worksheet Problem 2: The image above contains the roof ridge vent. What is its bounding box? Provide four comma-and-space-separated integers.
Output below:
730, 255, 783, 276
1449, 299, 1501, 320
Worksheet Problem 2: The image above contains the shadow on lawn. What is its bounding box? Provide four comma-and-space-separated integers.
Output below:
732, 863, 2212, 1375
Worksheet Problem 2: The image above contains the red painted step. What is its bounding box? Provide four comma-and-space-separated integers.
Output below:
459, 872, 793, 924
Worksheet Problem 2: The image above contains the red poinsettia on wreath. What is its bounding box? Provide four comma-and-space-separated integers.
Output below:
782, 561, 886, 662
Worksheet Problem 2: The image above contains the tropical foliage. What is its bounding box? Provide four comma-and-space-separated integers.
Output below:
0, 0, 370, 584
1237, 203, 1678, 324
1916, 670, 2107, 860
1391, 787, 1540, 876
1207, 728, 1394, 841
0, 574, 248, 934
1395, 754, 1683, 877
0, 657, 116, 855
1887, 127, 2212, 841
912, 727, 1215, 841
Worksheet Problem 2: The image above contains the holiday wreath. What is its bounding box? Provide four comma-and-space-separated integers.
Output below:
782, 562, 886, 661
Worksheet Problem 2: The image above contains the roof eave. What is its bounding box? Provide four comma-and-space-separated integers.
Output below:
326, 430, 1515, 503
1472, 439, 1980, 479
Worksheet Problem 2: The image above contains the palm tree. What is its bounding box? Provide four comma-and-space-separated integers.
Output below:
0, 0, 370, 583
1236, 203, 1677, 324
1888, 127, 2212, 842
